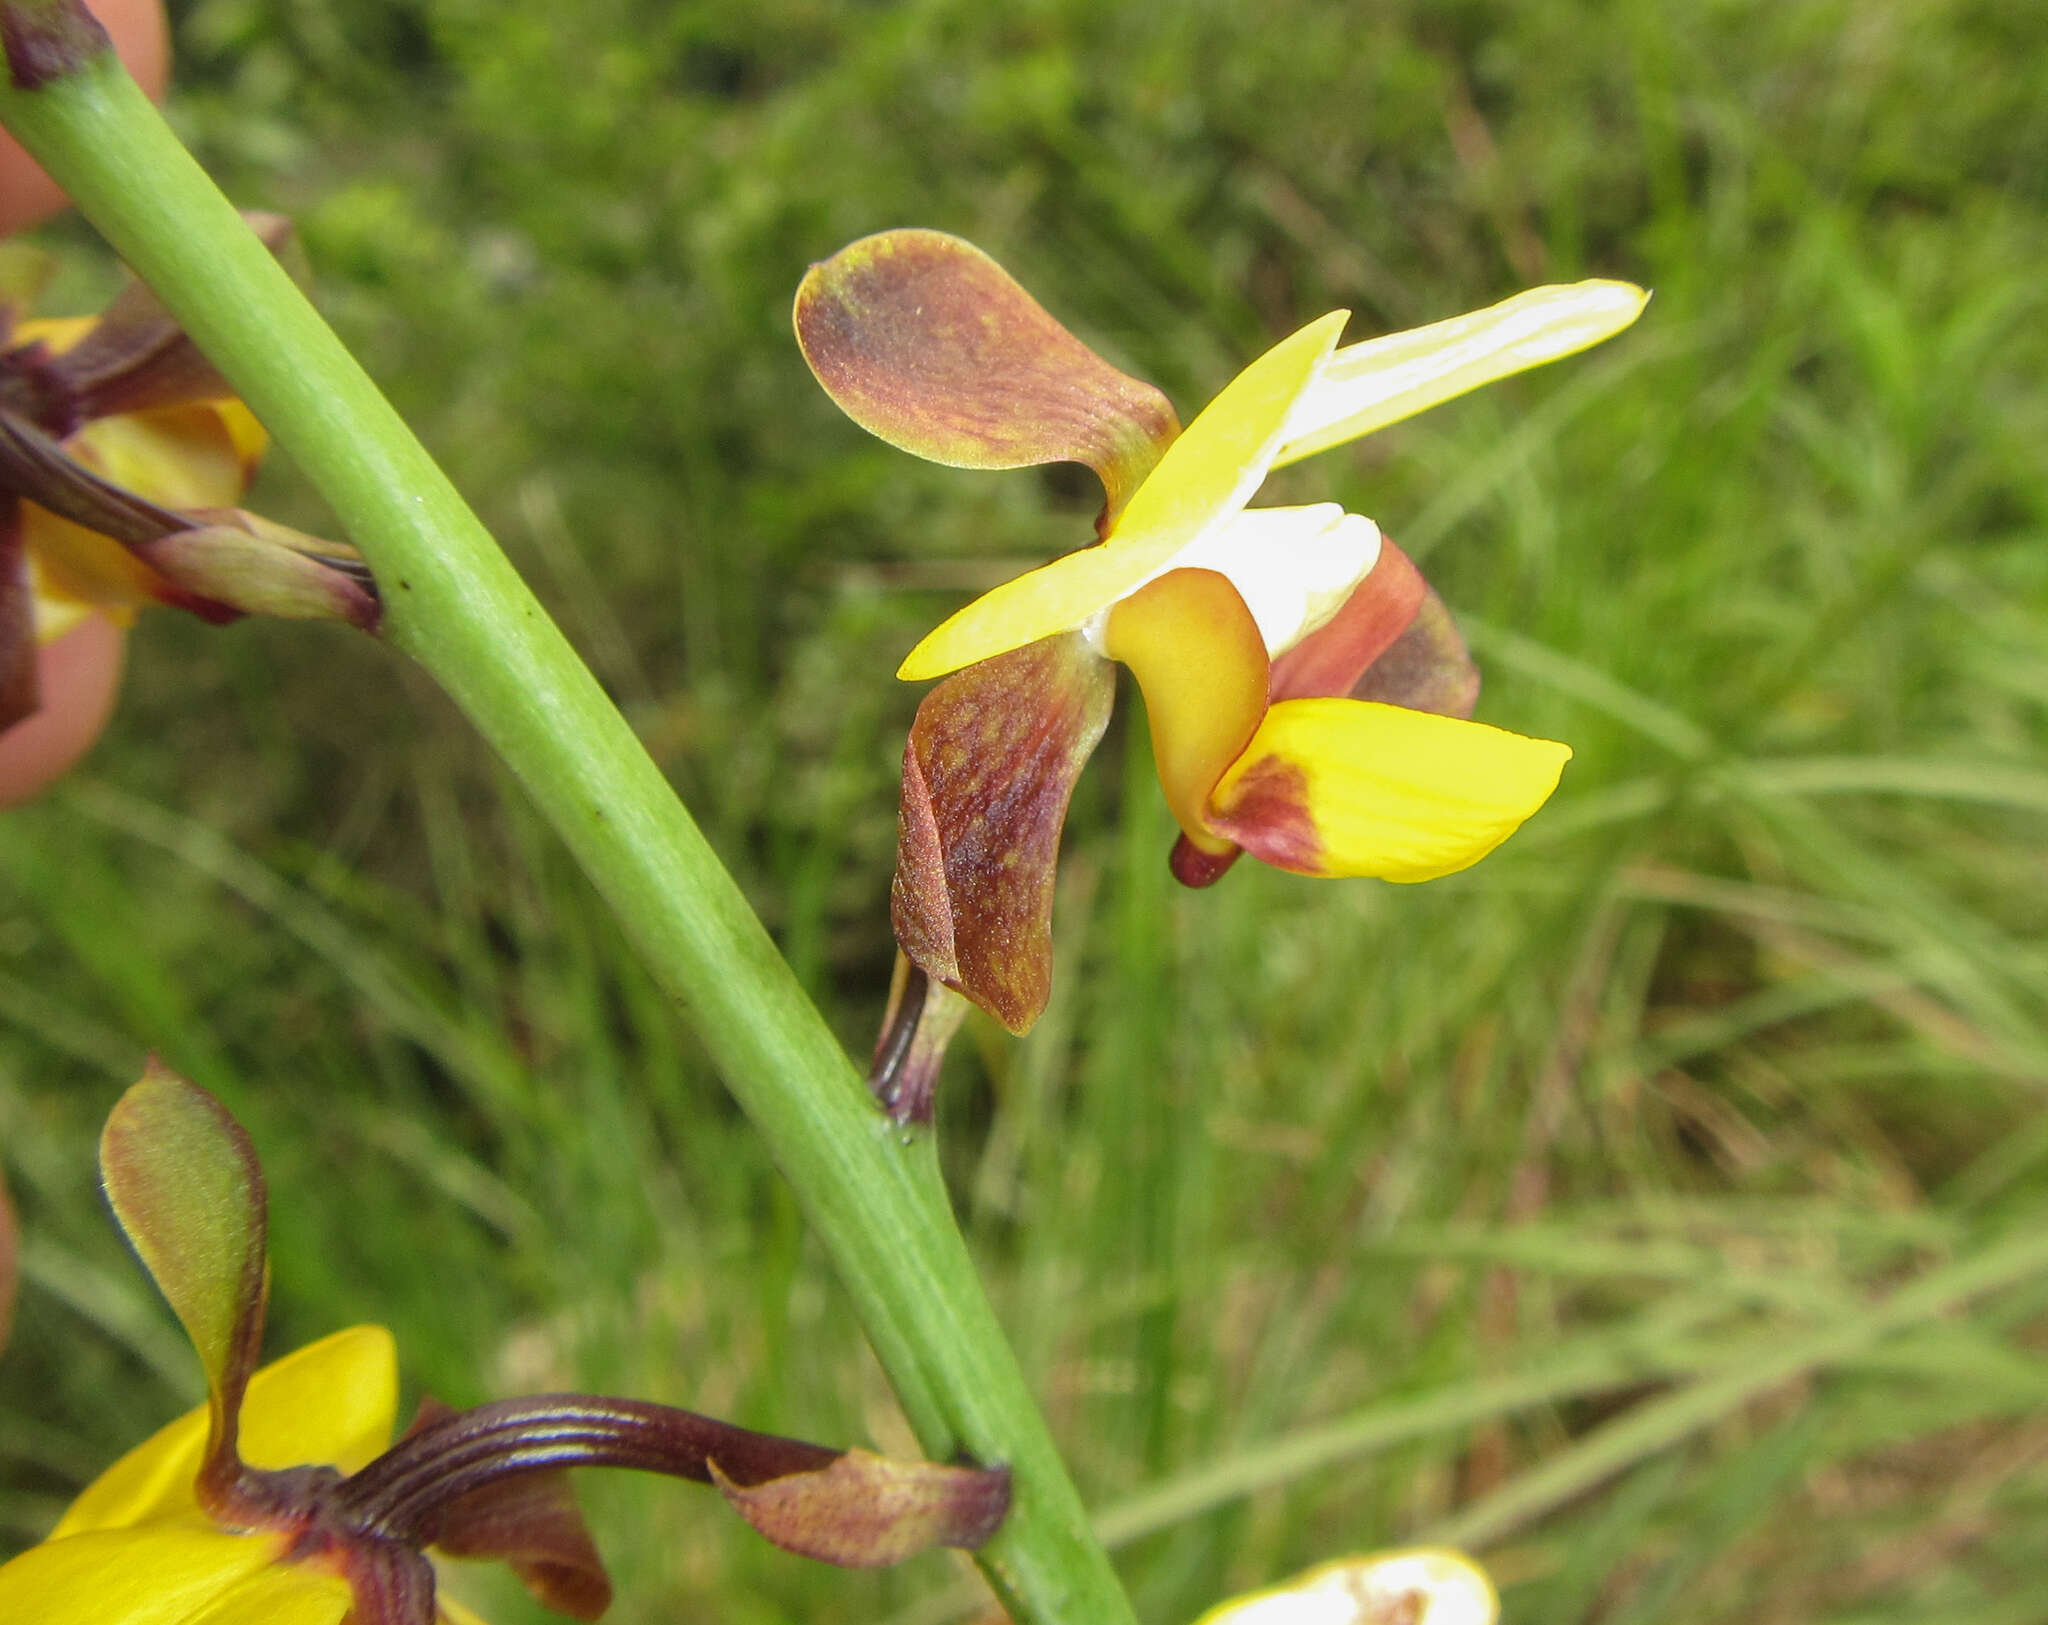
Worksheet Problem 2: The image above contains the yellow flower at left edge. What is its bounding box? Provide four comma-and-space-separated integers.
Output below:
3, 225, 381, 788
0, 1327, 464, 1625
0, 1064, 497, 1625
15, 314, 268, 646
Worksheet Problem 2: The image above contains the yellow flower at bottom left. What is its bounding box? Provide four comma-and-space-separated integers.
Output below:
0, 1326, 485, 1625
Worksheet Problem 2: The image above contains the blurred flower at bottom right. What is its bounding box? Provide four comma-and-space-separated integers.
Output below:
1192, 1548, 1497, 1625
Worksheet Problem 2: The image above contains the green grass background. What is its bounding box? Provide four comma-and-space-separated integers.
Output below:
5, 0, 2048, 1620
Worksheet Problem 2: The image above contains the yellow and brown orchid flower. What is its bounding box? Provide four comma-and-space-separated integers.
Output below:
0, 1064, 1009, 1625
0, 222, 378, 740
797, 230, 1645, 1116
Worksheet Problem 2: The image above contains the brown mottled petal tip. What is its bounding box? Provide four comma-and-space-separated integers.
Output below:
892, 632, 1113, 1034
713, 1449, 1011, 1569
796, 228, 1179, 519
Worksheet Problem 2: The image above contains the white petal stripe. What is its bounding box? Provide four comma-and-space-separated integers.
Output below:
1274, 280, 1649, 467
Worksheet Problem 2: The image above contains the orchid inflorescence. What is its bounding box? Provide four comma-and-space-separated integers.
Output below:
796, 229, 1647, 1118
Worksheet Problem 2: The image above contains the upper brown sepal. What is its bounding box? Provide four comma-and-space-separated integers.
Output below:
796, 228, 1179, 523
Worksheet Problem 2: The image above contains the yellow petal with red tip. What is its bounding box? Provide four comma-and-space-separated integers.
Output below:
897, 310, 1348, 681
1275, 280, 1649, 468
0, 1523, 306, 1625
53, 1327, 398, 1538
1192, 1547, 1497, 1625
1103, 567, 1268, 853
1206, 698, 1570, 881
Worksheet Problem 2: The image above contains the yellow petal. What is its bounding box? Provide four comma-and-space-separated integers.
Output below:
182, 1558, 353, 1625
54, 1327, 398, 1538
1274, 280, 1649, 467
1206, 698, 1570, 881
1192, 1548, 1497, 1625
70, 405, 255, 512
14, 314, 96, 352
897, 310, 1347, 681
26, 507, 161, 633
0, 1521, 290, 1625
1102, 567, 1268, 853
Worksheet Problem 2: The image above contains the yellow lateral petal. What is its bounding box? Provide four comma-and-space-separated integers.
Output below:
26, 506, 162, 631
1273, 281, 1649, 467
1192, 1547, 1497, 1625
1207, 698, 1570, 881
1102, 568, 1268, 851
53, 1327, 398, 1538
183, 1558, 353, 1625
14, 315, 95, 352
70, 405, 254, 511
0, 1522, 287, 1625
897, 310, 1347, 681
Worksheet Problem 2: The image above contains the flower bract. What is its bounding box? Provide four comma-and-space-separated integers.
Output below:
796, 229, 1646, 1059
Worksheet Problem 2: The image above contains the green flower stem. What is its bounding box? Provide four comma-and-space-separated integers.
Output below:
0, 46, 1133, 1625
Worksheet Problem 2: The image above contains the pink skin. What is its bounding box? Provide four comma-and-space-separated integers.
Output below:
0, 613, 126, 806
0, 0, 169, 804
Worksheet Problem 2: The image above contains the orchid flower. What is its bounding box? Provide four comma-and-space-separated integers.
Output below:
0, 222, 380, 740
0, 1063, 1009, 1625
796, 230, 1646, 1113
1195, 1548, 1497, 1625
